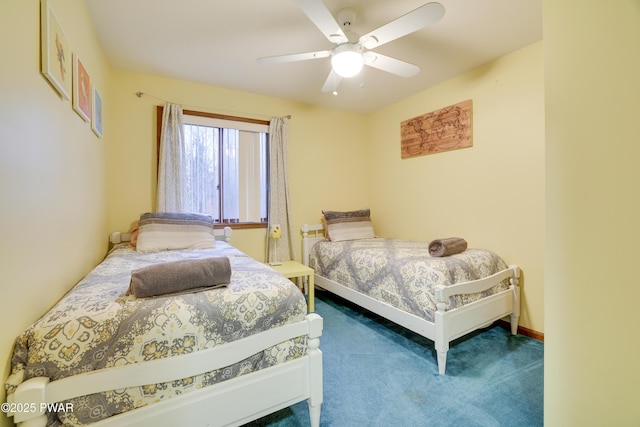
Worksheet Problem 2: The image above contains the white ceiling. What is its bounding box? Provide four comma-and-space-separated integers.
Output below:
86, 0, 542, 114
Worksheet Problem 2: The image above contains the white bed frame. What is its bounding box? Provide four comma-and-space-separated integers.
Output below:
302, 223, 520, 375
7, 228, 323, 427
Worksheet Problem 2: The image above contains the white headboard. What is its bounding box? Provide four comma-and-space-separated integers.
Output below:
301, 223, 326, 267
110, 226, 233, 244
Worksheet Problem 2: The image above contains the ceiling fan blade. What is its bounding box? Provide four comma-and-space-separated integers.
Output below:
295, 0, 348, 44
257, 50, 330, 64
363, 52, 420, 78
321, 69, 342, 93
359, 2, 445, 49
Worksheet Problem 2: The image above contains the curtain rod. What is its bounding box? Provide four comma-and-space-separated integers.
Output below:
135, 91, 291, 120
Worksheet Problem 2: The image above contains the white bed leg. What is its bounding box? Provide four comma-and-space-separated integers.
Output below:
308, 401, 321, 427
437, 350, 448, 375
434, 302, 449, 375
306, 314, 323, 427
509, 265, 521, 335
510, 312, 520, 335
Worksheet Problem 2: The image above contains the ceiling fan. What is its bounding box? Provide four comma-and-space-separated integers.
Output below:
257, 0, 445, 94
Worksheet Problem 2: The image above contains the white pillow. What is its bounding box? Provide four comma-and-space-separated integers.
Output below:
322, 209, 375, 242
136, 212, 217, 252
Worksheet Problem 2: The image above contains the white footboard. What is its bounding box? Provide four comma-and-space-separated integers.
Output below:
302, 223, 520, 375
8, 313, 323, 427
433, 265, 520, 374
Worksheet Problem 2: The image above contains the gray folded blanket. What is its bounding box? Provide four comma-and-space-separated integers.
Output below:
127, 257, 231, 298
428, 237, 468, 257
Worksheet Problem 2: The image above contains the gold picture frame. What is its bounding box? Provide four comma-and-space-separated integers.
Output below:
40, 0, 71, 99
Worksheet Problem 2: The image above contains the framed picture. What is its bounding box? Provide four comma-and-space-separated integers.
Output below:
72, 54, 91, 122
400, 99, 473, 159
92, 86, 103, 138
41, 0, 71, 99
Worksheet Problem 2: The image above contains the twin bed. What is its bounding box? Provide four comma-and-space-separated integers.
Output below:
5, 213, 322, 427
302, 209, 520, 375
5, 209, 520, 426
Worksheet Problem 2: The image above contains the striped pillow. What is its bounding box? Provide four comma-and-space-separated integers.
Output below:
136, 212, 217, 252
322, 209, 375, 242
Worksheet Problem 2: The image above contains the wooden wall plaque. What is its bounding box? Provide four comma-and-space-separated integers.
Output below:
400, 99, 473, 159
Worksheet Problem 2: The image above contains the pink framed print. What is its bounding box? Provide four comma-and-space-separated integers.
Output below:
40, 0, 71, 99
72, 54, 91, 122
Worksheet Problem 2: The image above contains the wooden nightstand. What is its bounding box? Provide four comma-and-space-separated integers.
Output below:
268, 261, 315, 312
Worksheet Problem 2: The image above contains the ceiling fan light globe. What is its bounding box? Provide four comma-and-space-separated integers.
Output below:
331, 47, 364, 78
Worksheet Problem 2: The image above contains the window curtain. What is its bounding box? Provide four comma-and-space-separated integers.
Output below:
266, 117, 296, 263
156, 102, 186, 212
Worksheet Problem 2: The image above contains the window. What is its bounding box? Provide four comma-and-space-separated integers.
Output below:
157, 108, 269, 228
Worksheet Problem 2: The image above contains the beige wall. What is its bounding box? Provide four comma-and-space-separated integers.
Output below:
106, 69, 370, 260
544, 0, 640, 425
367, 42, 545, 333
0, 1, 110, 425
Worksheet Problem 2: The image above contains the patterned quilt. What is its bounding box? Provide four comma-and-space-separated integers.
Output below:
309, 238, 509, 322
5, 242, 307, 426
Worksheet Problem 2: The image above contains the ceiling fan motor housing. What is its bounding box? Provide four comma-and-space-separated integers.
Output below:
337, 7, 357, 28
337, 8, 360, 42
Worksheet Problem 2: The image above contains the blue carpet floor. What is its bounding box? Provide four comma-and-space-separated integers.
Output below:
244, 292, 543, 427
